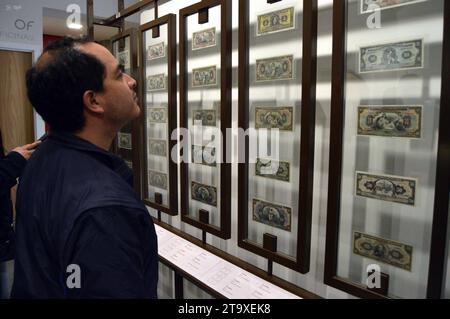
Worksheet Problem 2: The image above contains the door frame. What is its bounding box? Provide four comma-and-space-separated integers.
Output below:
0, 41, 44, 140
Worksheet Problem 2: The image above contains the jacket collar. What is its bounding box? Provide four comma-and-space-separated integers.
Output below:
47, 131, 133, 185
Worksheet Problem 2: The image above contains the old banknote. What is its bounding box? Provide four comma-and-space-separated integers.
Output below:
255, 158, 290, 182
354, 232, 413, 271
252, 199, 291, 232
191, 181, 217, 207
356, 172, 416, 206
192, 110, 216, 126
124, 160, 133, 169
192, 27, 216, 50
255, 107, 293, 131
360, 39, 423, 73
147, 74, 166, 92
118, 132, 132, 150
358, 106, 422, 138
147, 107, 167, 124
192, 66, 217, 87
192, 145, 217, 167
147, 42, 165, 60
257, 7, 294, 36
256, 55, 294, 82
361, 0, 427, 14
117, 50, 130, 70
148, 139, 167, 157
149, 170, 168, 190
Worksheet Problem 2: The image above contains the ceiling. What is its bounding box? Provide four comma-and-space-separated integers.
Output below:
43, 7, 139, 41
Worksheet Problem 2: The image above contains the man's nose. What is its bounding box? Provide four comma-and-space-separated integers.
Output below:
126, 73, 137, 90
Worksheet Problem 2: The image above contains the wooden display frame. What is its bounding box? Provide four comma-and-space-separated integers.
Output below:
109, 29, 142, 196
324, 0, 450, 299
139, 14, 178, 216
179, 0, 232, 239
237, 0, 318, 274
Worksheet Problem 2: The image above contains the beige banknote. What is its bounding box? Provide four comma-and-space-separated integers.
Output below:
356, 172, 416, 206
147, 42, 165, 60
255, 107, 293, 131
191, 181, 217, 207
256, 55, 294, 82
149, 170, 168, 190
358, 106, 422, 138
253, 199, 291, 232
354, 232, 413, 271
360, 39, 423, 73
257, 7, 294, 36
192, 27, 216, 50
192, 66, 217, 87
118, 132, 132, 150
255, 158, 290, 182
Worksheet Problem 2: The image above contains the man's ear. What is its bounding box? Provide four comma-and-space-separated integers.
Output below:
83, 90, 105, 115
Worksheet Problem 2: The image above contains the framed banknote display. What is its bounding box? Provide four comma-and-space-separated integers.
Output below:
238, 0, 318, 273
139, 14, 178, 216
325, 0, 450, 299
179, 0, 232, 239
110, 29, 142, 194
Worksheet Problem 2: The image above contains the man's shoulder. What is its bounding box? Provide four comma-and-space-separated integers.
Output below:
22, 140, 138, 211
29, 142, 117, 182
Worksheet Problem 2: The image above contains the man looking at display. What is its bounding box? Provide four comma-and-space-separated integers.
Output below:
11, 37, 158, 299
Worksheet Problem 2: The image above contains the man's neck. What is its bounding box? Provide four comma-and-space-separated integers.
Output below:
75, 127, 116, 151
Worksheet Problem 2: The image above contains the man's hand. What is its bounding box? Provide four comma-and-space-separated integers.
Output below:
12, 141, 42, 160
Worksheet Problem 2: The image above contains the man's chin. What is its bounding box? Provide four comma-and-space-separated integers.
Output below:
134, 103, 141, 117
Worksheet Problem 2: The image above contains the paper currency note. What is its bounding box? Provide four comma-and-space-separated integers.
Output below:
191, 181, 217, 207
118, 132, 132, 150
257, 7, 294, 36
149, 170, 168, 190
354, 232, 413, 271
255, 107, 293, 131
256, 55, 294, 82
117, 50, 130, 70
356, 172, 416, 206
358, 106, 422, 138
147, 107, 167, 124
192, 145, 216, 167
147, 74, 166, 92
192, 27, 216, 50
147, 42, 165, 60
255, 159, 290, 182
361, 0, 427, 14
252, 199, 291, 232
148, 139, 167, 157
192, 66, 217, 88
192, 110, 216, 127
360, 39, 423, 73
124, 160, 133, 169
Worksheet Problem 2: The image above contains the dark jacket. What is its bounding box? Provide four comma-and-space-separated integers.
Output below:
0, 151, 27, 262
11, 132, 158, 299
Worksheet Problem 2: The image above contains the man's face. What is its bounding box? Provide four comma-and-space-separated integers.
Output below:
79, 43, 140, 128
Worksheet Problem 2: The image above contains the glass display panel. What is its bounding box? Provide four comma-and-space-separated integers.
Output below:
335, 0, 444, 299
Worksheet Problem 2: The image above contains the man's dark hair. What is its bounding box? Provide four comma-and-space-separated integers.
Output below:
26, 37, 106, 133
